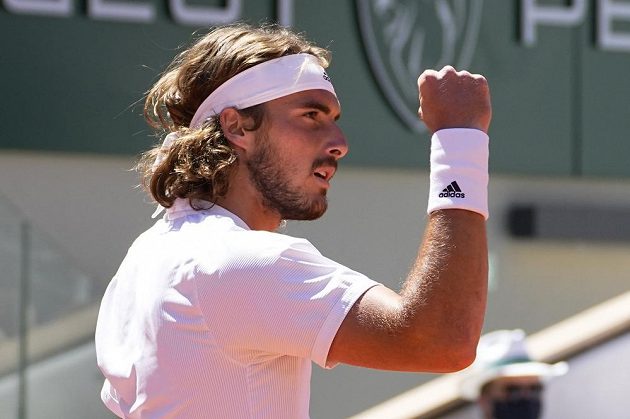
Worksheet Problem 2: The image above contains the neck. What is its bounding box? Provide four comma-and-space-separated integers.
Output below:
216, 168, 282, 232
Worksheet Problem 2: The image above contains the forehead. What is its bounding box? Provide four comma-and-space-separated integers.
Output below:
265, 89, 341, 114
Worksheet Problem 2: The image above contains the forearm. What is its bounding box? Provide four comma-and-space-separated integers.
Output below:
399, 65, 491, 365
400, 209, 488, 368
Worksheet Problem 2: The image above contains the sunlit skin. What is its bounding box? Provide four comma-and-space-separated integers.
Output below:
479, 376, 544, 419
217, 89, 347, 231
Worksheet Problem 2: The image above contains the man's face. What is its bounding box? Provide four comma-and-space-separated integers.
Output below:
246, 89, 347, 221
479, 376, 544, 419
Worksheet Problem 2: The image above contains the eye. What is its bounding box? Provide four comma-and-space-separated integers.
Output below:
304, 111, 318, 119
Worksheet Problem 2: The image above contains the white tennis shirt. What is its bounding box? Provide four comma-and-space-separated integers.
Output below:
95, 199, 379, 418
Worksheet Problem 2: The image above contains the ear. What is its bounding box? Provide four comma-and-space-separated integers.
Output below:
219, 108, 254, 151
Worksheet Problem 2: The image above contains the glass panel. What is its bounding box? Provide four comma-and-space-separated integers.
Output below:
0, 193, 109, 418
0, 198, 23, 419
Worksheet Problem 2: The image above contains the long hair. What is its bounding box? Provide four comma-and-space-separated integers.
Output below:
138, 23, 331, 209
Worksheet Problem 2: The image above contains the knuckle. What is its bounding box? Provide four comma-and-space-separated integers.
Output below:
474, 74, 488, 84
438, 65, 456, 78
457, 70, 472, 77
419, 69, 438, 81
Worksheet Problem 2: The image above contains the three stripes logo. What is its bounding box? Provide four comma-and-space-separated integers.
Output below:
439, 181, 465, 198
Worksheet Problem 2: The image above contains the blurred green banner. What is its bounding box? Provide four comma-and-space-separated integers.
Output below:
1, 0, 629, 176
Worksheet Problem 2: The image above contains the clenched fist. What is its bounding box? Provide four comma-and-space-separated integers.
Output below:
418, 65, 492, 134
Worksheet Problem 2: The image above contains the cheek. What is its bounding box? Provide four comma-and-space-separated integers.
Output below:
266, 126, 321, 170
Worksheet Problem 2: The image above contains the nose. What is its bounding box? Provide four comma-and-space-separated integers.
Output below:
326, 125, 349, 159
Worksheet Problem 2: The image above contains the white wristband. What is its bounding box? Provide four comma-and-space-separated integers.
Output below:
427, 128, 489, 220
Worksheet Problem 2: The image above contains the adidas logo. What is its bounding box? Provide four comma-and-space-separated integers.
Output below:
322, 71, 331, 82
438, 181, 465, 198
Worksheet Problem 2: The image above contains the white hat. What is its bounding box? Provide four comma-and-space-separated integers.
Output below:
459, 329, 568, 400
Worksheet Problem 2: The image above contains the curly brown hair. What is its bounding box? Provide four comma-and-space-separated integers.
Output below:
137, 23, 331, 209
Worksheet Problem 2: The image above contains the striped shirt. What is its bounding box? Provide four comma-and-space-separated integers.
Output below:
95, 199, 379, 418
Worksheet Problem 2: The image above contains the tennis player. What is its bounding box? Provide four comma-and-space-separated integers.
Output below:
95, 23, 491, 418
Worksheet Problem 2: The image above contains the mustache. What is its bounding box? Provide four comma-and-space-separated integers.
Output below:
311, 156, 338, 172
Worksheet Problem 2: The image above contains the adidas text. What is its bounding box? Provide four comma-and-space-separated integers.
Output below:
439, 191, 466, 198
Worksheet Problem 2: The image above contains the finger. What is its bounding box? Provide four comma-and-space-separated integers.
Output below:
470, 73, 489, 87
438, 65, 457, 77
417, 69, 439, 87
457, 70, 472, 77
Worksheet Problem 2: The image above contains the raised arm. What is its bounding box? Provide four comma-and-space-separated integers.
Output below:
327, 66, 491, 372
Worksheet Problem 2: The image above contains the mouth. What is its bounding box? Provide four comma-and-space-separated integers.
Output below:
313, 166, 336, 182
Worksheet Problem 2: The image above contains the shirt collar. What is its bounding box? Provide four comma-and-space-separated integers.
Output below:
164, 198, 250, 230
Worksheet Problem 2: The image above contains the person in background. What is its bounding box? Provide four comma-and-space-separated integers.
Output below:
460, 329, 568, 419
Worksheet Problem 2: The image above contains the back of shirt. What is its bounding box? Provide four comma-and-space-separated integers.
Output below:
95, 201, 378, 418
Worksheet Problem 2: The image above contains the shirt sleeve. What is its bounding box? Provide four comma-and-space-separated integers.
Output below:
194, 232, 380, 368
100, 379, 124, 418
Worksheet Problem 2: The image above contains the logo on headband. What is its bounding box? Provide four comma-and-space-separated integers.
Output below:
356, 0, 484, 134
322, 70, 331, 83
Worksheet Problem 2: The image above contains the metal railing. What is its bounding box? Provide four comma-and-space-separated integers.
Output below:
0, 193, 105, 418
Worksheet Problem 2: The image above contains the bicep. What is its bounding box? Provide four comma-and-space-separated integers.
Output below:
326, 285, 422, 371
326, 211, 487, 373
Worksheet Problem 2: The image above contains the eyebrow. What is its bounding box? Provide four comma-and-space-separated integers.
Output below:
298, 100, 341, 121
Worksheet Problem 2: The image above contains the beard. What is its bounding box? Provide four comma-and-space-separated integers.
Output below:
246, 132, 333, 221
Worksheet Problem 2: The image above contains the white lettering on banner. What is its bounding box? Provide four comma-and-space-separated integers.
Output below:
521, 0, 586, 46
3, 0, 72, 17
88, 0, 154, 23
170, 0, 241, 26
522, 0, 630, 52
1, 0, 295, 26
598, 0, 630, 52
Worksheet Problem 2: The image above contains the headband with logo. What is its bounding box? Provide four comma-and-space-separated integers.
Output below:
189, 53, 337, 129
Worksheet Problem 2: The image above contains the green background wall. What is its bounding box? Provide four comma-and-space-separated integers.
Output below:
2, 0, 629, 176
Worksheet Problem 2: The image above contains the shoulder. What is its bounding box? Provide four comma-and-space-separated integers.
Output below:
193, 229, 340, 298
209, 229, 324, 269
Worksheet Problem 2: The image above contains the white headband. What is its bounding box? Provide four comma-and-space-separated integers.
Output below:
189, 53, 337, 129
